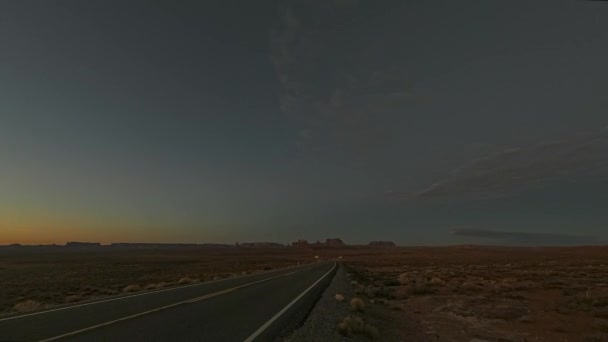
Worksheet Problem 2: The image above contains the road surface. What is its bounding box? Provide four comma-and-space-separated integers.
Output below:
0, 262, 337, 342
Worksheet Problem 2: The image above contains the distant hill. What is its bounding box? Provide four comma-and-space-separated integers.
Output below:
237, 242, 286, 248
325, 238, 346, 247
66, 242, 101, 247
291, 238, 346, 248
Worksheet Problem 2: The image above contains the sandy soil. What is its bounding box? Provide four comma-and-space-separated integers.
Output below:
341, 246, 608, 342
4, 245, 608, 342
0, 247, 315, 316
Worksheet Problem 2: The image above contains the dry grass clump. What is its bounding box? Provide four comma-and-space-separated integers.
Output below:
14, 300, 42, 312
428, 277, 444, 285
122, 284, 142, 293
335, 293, 345, 301
155, 282, 172, 289
177, 277, 197, 285
350, 297, 366, 312
338, 315, 379, 339
144, 283, 158, 291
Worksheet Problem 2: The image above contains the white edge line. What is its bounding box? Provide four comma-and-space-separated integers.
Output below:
243, 262, 337, 342
0, 262, 315, 322
37, 290, 230, 342
37, 268, 307, 342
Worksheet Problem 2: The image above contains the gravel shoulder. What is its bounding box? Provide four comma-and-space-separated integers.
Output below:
284, 265, 430, 342
285, 264, 371, 342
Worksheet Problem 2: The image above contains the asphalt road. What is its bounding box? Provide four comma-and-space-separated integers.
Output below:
0, 262, 337, 342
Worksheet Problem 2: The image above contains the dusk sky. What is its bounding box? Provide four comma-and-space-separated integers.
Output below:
1, 1, 607, 245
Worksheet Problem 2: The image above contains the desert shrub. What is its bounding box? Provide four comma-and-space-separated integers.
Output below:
122, 285, 142, 293
178, 277, 195, 285
14, 300, 42, 312
144, 283, 158, 290
155, 282, 172, 289
338, 315, 379, 340
428, 277, 444, 285
340, 315, 364, 333
350, 297, 366, 312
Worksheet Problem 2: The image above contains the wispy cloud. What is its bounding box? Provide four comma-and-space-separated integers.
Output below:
453, 228, 599, 246
393, 129, 608, 201
270, 1, 420, 156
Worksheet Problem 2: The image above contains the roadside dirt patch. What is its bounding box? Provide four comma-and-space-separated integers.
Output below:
343, 246, 608, 341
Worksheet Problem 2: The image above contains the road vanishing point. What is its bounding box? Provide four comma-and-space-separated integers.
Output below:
0, 262, 337, 342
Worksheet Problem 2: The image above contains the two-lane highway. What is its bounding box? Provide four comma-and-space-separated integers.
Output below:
0, 262, 337, 342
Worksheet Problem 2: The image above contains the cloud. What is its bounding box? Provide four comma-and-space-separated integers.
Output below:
270, 1, 418, 156
403, 129, 608, 200
453, 228, 598, 246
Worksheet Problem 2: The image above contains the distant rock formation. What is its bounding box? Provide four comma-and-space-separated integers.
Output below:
111, 243, 187, 248
291, 240, 312, 248
109, 243, 228, 249
290, 238, 346, 248
325, 238, 346, 247
368, 241, 396, 248
237, 242, 285, 248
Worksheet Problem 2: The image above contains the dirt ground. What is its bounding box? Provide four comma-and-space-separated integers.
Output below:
0, 246, 315, 316
341, 246, 608, 342
3, 245, 608, 341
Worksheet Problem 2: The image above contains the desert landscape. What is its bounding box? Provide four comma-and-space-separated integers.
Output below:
3, 243, 608, 341
0, 244, 315, 316
341, 246, 608, 342
2, 1, 606, 341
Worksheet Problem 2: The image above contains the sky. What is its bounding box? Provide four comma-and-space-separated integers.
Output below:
1, 0, 607, 245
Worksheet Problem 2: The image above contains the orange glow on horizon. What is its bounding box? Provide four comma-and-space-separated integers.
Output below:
0, 219, 223, 245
